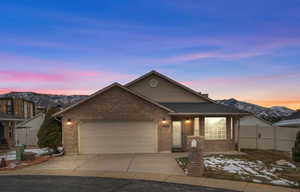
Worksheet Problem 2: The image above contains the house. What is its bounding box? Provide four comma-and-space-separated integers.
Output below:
54, 70, 248, 155
239, 114, 300, 152
0, 98, 36, 120
274, 110, 300, 128
0, 112, 23, 149
15, 113, 45, 146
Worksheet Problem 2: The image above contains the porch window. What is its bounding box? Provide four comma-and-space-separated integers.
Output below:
204, 117, 226, 140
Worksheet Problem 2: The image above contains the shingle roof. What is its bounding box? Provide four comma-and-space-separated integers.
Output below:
285, 110, 300, 120
159, 102, 248, 115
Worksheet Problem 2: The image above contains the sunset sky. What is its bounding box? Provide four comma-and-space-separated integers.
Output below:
0, 1, 300, 109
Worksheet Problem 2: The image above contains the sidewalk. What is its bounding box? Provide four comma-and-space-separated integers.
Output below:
0, 169, 298, 192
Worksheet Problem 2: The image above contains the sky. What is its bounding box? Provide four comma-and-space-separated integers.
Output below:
0, 0, 300, 109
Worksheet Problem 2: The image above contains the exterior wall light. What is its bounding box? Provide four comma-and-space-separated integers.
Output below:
161, 118, 167, 125
66, 119, 73, 125
185, 118, 191, 124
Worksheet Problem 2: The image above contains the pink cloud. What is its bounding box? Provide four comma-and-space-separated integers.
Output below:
0, 71, 68, 82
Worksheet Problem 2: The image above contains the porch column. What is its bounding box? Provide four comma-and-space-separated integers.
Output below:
233, 117, 238, 143
238, 118, 241, 151
199, 116, 205, 137
226, 117, 231, 141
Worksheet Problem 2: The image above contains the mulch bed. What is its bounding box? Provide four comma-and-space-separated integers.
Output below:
0, 155, 53, 171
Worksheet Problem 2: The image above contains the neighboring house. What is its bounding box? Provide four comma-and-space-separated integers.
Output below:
272, 110, 300, 151
54, 70, 248, 155
0, 98, 35, 120
240, 115, 300, 152
15, 113, 45, 146
0, 112, 23, 149
274, 110, 300, 128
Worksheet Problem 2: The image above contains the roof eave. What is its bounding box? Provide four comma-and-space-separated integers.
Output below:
125, 70, 216, 103
273, 118, 300, 127
169, 112, 249, 116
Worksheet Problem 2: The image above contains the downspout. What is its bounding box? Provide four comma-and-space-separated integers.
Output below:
238, 118, 241, 152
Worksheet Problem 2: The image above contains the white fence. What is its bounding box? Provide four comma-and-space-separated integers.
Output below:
239, 125, 300, 151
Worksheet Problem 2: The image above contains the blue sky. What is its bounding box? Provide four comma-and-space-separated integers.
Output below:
0, 0, 300, 109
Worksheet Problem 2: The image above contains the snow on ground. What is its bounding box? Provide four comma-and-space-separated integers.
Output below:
204, 155, 298, 187
0, 148, 49, 161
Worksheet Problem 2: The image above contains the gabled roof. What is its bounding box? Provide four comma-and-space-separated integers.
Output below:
53, 83, 174, 117
273, 110, 300, 127
160, 102, 249, 115
241, 114, 274, 126
125, 70, 216, 103
0, 97, 35, 104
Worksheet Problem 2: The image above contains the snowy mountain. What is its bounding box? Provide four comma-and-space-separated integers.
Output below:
218, 98, 295, 123
0, 92, 88, 108
0, 92, 294, 123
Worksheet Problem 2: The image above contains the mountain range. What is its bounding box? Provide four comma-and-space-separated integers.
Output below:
217, 98, 294, 123
0, 92, 295, 123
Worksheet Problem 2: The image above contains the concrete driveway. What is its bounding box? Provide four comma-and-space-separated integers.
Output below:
27, 153, 184, 175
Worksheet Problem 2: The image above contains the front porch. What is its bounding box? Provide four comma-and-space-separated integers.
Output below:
170, 115, 241, 152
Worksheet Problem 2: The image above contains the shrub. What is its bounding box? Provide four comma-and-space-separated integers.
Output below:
292, 130, 300, 162
37, 107, 62, 152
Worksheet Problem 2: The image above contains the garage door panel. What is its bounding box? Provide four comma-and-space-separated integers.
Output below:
79, 121, 157, 154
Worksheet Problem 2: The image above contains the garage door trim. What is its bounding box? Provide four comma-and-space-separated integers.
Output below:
78, 120, 158, 154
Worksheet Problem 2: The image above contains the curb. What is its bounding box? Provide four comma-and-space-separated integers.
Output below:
0, 169, 298, 192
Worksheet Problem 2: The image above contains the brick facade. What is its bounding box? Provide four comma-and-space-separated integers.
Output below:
203, 140, 235, 152
61, 86, 171, 154
172, 116, 236, 152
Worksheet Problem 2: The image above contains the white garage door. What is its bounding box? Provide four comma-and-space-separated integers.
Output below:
79, 121, 157, 154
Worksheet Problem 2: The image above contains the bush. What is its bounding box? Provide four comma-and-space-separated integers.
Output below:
37, 107, 62, 152
292, 130, 300, 162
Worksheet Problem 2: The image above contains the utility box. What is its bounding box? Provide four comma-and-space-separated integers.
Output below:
16, 144, 25, 161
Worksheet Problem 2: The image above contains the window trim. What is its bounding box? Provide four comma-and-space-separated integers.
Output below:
204, 117, 227, 140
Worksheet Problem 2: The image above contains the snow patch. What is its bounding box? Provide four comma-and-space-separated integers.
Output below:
203, 155, 298, 187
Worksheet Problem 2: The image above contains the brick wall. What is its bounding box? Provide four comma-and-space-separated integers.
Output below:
203, 140, 235, 152
61, 86, 171, 154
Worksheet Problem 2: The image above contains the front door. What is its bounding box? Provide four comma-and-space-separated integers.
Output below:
172, 121, 182, 148
0, 122, 4, 139
0, 122, 5, 144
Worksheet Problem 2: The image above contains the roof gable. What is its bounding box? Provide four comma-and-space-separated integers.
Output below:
54, 83, 173, 116
126, 70, 215, 103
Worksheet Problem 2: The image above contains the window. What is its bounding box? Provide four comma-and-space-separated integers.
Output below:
205, 117, 226, 140
6, 101, 12, 115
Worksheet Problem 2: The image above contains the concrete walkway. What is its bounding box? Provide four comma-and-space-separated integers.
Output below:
25, 154, 184, 175
0, 169, 298, 192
